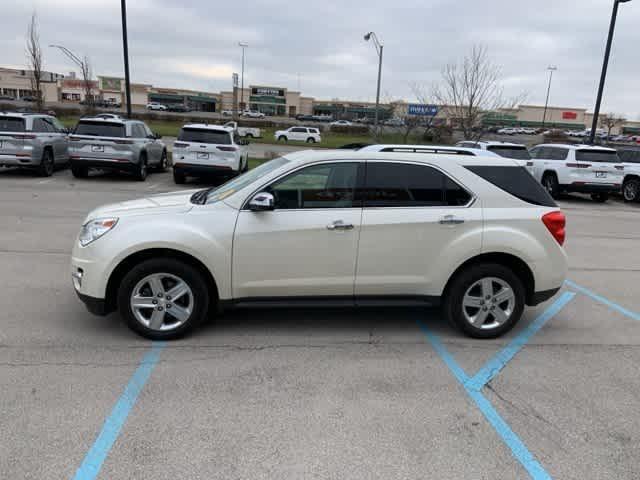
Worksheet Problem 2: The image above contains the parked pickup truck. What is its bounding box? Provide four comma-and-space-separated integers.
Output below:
223, 121, 261, 139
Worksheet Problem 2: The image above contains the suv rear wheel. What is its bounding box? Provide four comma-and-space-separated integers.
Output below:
306, 137, 316, 143
444, 263, 525, 338
622, 178, 640, 202
135, 155, 148, 181
173, 169, 186, 184
117, 258, 210, 340
71, 165, 88, 178
37, 149, 54, 177
278, 135, 287, 142
156, 150, 168, 172
541, 172, 560, 198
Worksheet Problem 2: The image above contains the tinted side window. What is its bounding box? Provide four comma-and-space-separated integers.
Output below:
291, 127, 306, 133
547, 147, 569, 160
363, 162, 466, 207
465, 165, 556, 207
32, 118, 49, 133
268, 162, 360, 209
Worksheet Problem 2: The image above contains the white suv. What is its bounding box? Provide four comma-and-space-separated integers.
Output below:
71, 151, 567, 340
146, 102, 167, 111
529, 144, 623, 202
275, 127, 321, 143
172, 124, 249, 183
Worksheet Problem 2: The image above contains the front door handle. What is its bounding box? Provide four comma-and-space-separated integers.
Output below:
327, 220, 354, 231
439, 215, 465, 225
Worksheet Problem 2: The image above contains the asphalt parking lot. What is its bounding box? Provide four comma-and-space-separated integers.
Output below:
1, 166, 639, 480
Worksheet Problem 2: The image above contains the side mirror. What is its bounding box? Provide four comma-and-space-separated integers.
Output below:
248, 192, 274, 211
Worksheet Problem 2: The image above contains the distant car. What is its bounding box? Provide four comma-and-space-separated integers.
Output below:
167, 104, 190, 113
521, 128, 537, 135
101, 99, 121, 108
172, 123, 249, 183
383, 118, 405, 127
221, 110, 234, 116
497, 128, 516, 135
223, 121, 261, 138
275, 126, 322, 143
0, 112, 70, 176
528, 144, 623, 202
359, 144, 500, 157
456, 141, 532, 162
69, 116, 167, 181
611, 135, 630, 142
242, 110, 265, 118
295, 114, 314, 121
146, 102, 167, 111
20, 95, 37, 102
617, 148, 640, 202
330, 120, 353, 127
0, 94, 16, 101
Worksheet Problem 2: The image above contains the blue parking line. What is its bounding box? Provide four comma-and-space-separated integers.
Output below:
419, 323, 552, 480
565, 280, 640, 321
466, 291, 576, 391
72, 342, 166, 480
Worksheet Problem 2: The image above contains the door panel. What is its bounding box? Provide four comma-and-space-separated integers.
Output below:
232, 161, 363, 299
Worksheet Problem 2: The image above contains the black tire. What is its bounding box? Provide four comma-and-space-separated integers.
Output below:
156, 150, 168, 172
622, 178, 640, 202
241, 156, 249, 173
71, 165, 89, 178
37, 148, 54, 177
306, 137, 316, 143
173, 169, 186, 184
135, 155, 148, 181
245, 133, 254, 139
541, 172, 560, 199
443, 263, 526, 339
591, 192, 609, 203
278, 135, 287, 142
117, 258, 210, 340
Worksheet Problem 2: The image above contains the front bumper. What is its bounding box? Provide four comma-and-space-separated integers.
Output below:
173, 163, 237, 177
75, 290, 108, 316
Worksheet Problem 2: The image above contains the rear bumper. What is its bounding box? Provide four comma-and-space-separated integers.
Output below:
565, 182, 620, 194
173, 163, 237, 177
75, 290, 108, 316
0, 154, 35, 166
71, 158, 138, 172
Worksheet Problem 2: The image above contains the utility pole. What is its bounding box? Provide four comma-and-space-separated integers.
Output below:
239, 42, 248, 112
364, 32, 383, 141
541, 66, 557, 129
121, 0, 132, 117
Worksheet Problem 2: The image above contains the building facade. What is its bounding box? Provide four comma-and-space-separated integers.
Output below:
0, 67, 63, 101
220, 85, 314, 116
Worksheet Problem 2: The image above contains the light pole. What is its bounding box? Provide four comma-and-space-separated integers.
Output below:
121, 0, 132, 117
541, 66, 557, 129
238, 42, 248, 112
590, 0, 632, 144
49, 44, 91, 105
364, 32, 383, 140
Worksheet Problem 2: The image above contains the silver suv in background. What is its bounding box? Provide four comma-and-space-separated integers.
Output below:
0, 112, 70, 176
68, 117, 167, 181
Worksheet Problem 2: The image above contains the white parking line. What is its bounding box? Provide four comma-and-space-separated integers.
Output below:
146, 183, 158, 190
38, 179, 54, 184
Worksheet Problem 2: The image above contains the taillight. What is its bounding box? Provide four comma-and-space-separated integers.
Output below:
542, 211, 566, 246
565, 163, 591, 168
217, 146, 237, 152
173, 142, 188, 148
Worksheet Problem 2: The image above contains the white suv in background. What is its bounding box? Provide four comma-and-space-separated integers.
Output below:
529, 144, 623, 202
275, 126, 322, 143
456, 141, 532, 161
172, 123, 249, 184
71, 150, 567, 340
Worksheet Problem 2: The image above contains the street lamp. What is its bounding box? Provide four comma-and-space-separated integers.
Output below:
238, 42, 248, 112
364, 31, 383, 140
589, 0, 632, 144
541, 66, 557, 129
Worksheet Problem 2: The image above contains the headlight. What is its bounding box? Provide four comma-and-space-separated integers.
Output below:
79, 217, 118, 246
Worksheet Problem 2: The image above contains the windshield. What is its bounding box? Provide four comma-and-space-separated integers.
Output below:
575, 150, 621, 163
487, 146, 531, 160
197, 157, 291, 204
178, 128, 231, 145
0, 117, 25, 132
75, 121, 125, 137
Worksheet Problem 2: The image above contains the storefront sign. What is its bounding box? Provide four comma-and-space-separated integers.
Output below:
562, 111, 577, 120
99, 76, 122, 91
253, 87, 284, 97
407, 104, 439, 116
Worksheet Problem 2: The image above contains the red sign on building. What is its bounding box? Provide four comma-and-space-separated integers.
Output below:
562, 111, 577, 120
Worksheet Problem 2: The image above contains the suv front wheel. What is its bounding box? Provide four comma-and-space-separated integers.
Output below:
117, 258, 210, 340
135, 155, 148, 181
444, 263, 525, 338
37, 149, 54, 177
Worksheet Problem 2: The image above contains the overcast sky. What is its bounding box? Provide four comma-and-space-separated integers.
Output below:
4, 0, 639, 118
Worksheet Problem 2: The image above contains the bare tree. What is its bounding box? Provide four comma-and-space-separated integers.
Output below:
25, 12, 44, 111
80, 55, 94, 112
433, 45, 526, 141
600, 113, 625, 138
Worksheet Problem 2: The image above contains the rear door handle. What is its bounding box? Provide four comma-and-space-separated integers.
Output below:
439, 215, 465, 225
327, 220, 354, 231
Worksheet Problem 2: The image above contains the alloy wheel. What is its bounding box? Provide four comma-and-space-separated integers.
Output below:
130, 272, 194, 331
462, 277, 516, 330
623, 181, 638, 202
